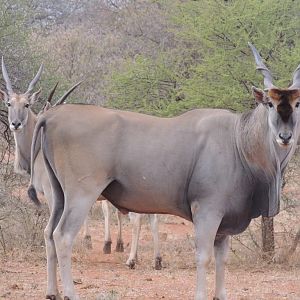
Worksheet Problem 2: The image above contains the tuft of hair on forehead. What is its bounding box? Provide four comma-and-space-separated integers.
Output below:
268, 88, 299, 123
268, 88, 300, 102
10, 93, 29, 103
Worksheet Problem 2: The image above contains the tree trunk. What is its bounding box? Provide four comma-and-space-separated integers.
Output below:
261, 216, 275, 260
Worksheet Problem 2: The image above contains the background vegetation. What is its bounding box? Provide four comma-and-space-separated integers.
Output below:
0, 0, 300, 262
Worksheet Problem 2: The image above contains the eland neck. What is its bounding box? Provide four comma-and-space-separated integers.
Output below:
236, 105, 280, 181
13, 109, 37, 174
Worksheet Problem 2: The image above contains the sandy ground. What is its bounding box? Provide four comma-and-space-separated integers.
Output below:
1, 215, 300, 300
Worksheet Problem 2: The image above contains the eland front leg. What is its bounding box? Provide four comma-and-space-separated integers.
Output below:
213, 236, 229, 300
102, 200, 112, 254
126, 213, 142, 269
191, 201, 222, 300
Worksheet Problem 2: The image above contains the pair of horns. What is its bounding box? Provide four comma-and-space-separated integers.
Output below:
45, 81, 82, 107
2, 57, 81, 106
248, 42, 300, 90
2, 57, 43, 95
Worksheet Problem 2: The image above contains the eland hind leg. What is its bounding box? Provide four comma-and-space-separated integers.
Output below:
126, 212, 142, 269
44, 203, 63, 300
115, 209, 124, 252
213, 235, 229, 300
102, 200, 112, 254
54, 186, 109, 300
148, 214, 162, 270
191, 201, 222, 300
82, 216, 92, 249
42, 159, 64, 299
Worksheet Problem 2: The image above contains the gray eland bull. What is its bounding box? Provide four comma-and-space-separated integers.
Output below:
28, 43, 300, 300
0, 59, 161, 270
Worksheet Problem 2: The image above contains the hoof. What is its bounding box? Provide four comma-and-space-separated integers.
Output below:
115, 240, 124, 252
64, 296, 79, 300
83, 235, 92, 249
103, 241, 112, 254
126, 259, 136, 269
46, 296, 56, 300
213, 298, 220, 300
155, 256, 162, 270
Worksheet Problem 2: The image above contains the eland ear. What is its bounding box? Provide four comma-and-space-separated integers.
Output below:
252, 86, 266, 104
0, 89, 8, 102
29, 88, 41, 105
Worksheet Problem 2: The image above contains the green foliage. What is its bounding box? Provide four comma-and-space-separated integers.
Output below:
104, 0, 300, 115
0, 1, 58, 111
2, 0, 300, 117
172, 0, 300, 112
0, 1, 80, 111
0, 1, 31, 87
105, 55, 181, 116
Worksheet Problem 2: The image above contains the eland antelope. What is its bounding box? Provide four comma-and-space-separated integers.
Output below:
0, 59, 161, 273
0, 58, 80, 178
28, 44, 300, 300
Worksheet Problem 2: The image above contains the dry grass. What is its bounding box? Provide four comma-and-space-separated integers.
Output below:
0, 143, 48, 261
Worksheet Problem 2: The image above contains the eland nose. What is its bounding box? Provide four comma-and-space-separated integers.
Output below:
279, 132, 292, 144
11, 122, 21, 130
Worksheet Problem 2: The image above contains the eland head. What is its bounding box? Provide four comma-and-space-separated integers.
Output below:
249, 43, 300, 147
0, 57, 43, 132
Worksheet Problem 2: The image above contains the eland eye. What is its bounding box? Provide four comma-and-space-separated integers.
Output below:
25, 103, 29, 108
7, 102, 11, 107
296, 102, 300, 108
267, 102, 274, 108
